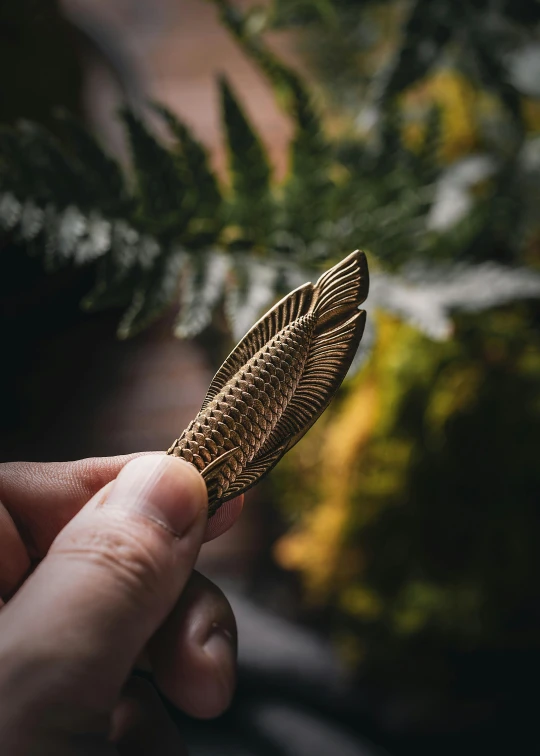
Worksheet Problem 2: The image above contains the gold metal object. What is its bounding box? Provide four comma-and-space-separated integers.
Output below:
167, 250, 369, 515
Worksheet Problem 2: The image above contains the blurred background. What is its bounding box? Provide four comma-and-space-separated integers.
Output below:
2, 1, 540, 753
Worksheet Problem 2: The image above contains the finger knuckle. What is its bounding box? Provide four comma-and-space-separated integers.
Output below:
55, 521, 164, 599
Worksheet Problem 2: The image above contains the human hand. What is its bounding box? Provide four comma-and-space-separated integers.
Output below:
0, 453, 244, 754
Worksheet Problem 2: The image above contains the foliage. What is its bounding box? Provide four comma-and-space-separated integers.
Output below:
2, 0, 540, 352
276, 304, 540, 683
255, 0, 540, 696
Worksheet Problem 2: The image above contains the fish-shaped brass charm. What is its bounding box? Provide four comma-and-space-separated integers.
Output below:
168, 249, 369, 515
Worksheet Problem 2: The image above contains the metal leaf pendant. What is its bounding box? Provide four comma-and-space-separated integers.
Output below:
167, 249, 369, 515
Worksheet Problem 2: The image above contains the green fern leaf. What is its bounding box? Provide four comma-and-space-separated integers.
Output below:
0, 192, 22, 231
270, 0, 338, 28
0, 130, 28, 197
372, 0, 452, 108
55, 111, 129, 214
469, 30, 524, 129
82, 264, 140, 313
220, 76, 272, 197
414, 106, 443, 186
151, 104, 222, 229
18, 199, 44, 240
120, 109, 191, 234
213, 0, 324, 133
225, 256, 279, 341
219, 76, 274, 238
282, 80, 333, 243
0, 126, 72, 205
82, 221, 157, 312
207, 1, 333, 244
117, 249, 187, 339
212, 0, 297, 101
16, 121, 87, 208
175, 249, 230, 338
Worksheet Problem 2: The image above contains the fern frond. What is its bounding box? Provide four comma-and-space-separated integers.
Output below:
152, 103, 223, 229
0, 192, 22, 231
270, 0, 338, 28
120, 108, 190, 234
117, 250, 187, 339
211, 0, 327, 156
0, 129, 33, 198
369, 263, 540, 341
0, 124, 81, 206
220, 76, 274, 238
81, 221, 156, 312
17, 121, 87, 207
55, 110, 129, 214
175, 249, 230, 337
225, 256, 279, 341
415, 106, 443, 186
371, 0, 452, 108
18, 199, 44, 240
466, 22, 524, 130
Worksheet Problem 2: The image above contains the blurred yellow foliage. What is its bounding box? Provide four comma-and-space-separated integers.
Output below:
401, 65, 540, 164
275, 302, 540, 651
425, 364, 483, 448
274, 372, 379, 598
402, 68, 482, 162
523, 98, 540, 132
275, 313, 435, 603
340, 584, 383, 620
274, 309, 502, 637
391, 580, 483, 636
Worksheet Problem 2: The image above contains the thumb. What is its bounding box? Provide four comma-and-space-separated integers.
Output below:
0, 455, 208, 713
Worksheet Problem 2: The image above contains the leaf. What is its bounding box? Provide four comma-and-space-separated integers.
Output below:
16, 121, 87, 208
117, 249, 187, 339
212, 0, 326, 141
270, 0, 338, 28
426, 155, 496, 233
219, 76, 274, 237
372, 0, 452, 107
0, 192, 22, 230
279, 74, 333, 243
56, 110, 129, 214
82, 221, 157, 312
152, 104, 222, 226
73, 212, 112, 265
469, 30, 524, 129
120, 109, 189, 232
0, 129, 31, 197
0, 125, 77, 206
347, 314, 377, 377
82, 262, 140, 313
18, 199, 44, 240
368, 263, 540, 341
56, 205, 87, 260
220, 76, 272, 198
175, 249, 230, 337
225, 256, 279, 341
414, 105, 443, 186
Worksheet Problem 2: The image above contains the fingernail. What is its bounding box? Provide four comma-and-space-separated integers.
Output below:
203, 622, 236, 704
205, 621, 235, 646
105, 455, 207, 537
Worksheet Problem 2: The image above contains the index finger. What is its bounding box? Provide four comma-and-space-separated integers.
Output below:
0, 453, 160, 559
0, 453, 243, 598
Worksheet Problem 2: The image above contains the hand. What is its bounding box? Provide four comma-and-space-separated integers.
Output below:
0, 453, 244, 754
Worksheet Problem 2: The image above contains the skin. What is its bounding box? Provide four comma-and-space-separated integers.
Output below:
0, 452, 244, 755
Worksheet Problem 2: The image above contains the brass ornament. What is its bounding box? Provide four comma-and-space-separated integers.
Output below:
167, 249, 369, 515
